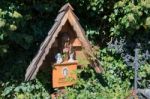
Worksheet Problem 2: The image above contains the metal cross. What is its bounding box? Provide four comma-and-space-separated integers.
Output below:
125, 48, 150, 95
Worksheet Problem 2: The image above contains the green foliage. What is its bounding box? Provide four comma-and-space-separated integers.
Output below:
101, 47, 150, 88
109, 0, 150, 36
1, 80, 50, 99
0, 7, 21, 56
0, 0, 149, 98
108, 0, 150, 90
61, 67, 130, 99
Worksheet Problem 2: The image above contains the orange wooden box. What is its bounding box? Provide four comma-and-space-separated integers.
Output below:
52, 61, 77, 88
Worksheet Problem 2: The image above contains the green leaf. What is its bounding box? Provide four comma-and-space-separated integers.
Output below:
14, 87, 20, 92
12, 11, 22, 18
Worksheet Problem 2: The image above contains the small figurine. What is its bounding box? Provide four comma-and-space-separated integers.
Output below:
68, 52, 74, 62
55, 53, 63, 64
68, 47, 75, 62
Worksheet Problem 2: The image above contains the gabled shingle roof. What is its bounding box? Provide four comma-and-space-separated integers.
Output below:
25, 3, 102, 81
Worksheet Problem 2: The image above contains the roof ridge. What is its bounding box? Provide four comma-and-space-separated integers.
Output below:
59, 3, 74, 12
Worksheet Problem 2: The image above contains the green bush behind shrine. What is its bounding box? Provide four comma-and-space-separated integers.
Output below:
0, 0, 150, 98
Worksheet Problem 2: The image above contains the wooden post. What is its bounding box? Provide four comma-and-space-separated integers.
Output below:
51, 87, 66, 99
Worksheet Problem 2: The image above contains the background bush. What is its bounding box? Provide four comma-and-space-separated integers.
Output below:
0, 0, 149, 98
